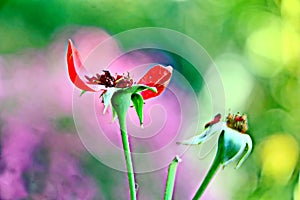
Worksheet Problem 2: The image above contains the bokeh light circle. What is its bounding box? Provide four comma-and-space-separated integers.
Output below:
72, 27, 225, 173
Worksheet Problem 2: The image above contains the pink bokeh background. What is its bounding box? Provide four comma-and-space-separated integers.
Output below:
0, 27, 228, 199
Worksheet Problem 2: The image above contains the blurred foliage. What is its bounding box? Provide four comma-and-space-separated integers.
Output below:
53, 116, 77, 133
1, 0, 300, 199
0, 0, 281, 55
81, 155, 126, 200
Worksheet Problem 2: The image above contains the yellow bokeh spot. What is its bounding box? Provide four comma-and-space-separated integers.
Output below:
282, 0, 300, 23
260, 134, 299, 185
283, 23, 300, 67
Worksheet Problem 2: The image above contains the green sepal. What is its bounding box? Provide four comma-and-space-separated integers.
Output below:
177, 134, 209, 145
111, 89, 132, 123
126, 84, 157, 94
102, 88, 117, 114
218, 129, 252, 168
109, 85, 156, 125
177, 122, 224, 145
131, 93, 144, 127
111, 106, 118, 122
80, 90, 87, 96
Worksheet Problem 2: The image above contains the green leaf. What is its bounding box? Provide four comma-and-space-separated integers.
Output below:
131, 93, 144, 127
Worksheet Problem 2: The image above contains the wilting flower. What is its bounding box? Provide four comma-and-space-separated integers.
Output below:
178, 112, 253, 200
179, 112, 252, 168
66, 39, 173, 126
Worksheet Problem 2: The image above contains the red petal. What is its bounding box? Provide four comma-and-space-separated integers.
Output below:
204, 113, 221, 128
138, 65, 173, 99
67, 39, 95, 91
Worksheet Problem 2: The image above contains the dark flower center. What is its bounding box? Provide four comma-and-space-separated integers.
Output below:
85, 70, 133, 88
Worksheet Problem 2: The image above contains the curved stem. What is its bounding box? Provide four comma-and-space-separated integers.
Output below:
192, 133, 225, 200
192, 157, 221, 200
118, 113, 137, 200
164, 156, 181, 200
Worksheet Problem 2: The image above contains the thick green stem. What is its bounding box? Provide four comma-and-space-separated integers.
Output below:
110, 87, 157, 200
192, 137, 224, 200
111, 91, 137, 200
164, 156, 181, 200
118, 112, 137, 200
192, 157, 221, 200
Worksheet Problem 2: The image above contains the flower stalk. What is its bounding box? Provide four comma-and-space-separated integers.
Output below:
110, 86, 158, 200
192, 131, 224, 200
112, 91, 136, 200
120, 126, 137, 200
164, 156, 181, 200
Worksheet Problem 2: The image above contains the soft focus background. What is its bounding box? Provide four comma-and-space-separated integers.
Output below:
0, 1, 300, 200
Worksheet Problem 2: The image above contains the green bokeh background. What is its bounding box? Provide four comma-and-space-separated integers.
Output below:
1, 0, 300, 199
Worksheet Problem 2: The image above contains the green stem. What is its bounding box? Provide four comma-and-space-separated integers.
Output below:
192, 141, 224, 200
164, 156, 181, 200
118, 113, 137, 200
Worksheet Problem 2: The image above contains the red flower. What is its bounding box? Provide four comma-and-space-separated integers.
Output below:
66, 39, 172, 99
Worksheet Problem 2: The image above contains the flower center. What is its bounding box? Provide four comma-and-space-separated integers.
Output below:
85, 70, 133, 88
226, 112, 248, 133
